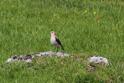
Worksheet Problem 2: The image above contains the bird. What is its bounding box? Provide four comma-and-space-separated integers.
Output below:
50, 31, 64, 52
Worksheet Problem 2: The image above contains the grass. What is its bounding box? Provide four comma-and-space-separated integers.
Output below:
0, 0, 124, 83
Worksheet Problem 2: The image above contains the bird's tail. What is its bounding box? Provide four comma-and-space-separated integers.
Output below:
61, 45, 64, 51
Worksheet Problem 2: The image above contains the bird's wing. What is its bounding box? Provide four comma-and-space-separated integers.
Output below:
56, 37, 62, 46
56, 37, 64, 50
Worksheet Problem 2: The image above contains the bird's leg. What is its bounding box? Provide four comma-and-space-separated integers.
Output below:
51, 45, 55, 52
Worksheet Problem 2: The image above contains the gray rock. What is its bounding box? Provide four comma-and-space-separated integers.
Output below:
6, 51, 69, 63
88, 56, 109, 65
6, 55, 33, 63
34, 51, 69, 57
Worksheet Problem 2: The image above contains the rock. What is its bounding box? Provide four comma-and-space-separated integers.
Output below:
6, 55, 33, 63
88, 56, 109, 65
56, 52, 69, 57
6, 51, 69, 63
35, 51, 69, 57
35, 51, 55, 56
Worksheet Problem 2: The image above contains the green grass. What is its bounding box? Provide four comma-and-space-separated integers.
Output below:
0, 0, 124, 83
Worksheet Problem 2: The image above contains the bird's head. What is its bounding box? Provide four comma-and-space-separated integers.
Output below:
50, 31, 56, 37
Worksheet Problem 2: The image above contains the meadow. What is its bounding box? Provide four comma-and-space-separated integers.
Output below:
0, 0, 124, 83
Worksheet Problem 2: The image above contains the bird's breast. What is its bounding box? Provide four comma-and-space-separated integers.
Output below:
50, 37, 57, 45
